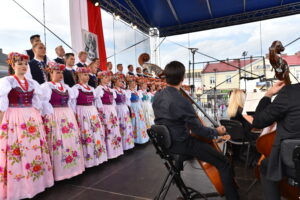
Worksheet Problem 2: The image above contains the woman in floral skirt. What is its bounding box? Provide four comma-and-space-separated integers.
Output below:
96, 71, 123, 159
41, 62, 85, 180
72, 67, 107, 168
138, 78, 154, 129
0, 52, 54, 200
126, 76, 148, 144
112, 74, 134, 150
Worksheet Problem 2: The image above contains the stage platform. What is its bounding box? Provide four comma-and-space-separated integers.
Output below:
33, 143, 263, 200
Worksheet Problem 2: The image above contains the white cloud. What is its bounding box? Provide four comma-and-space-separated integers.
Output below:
159, 14, 300, 69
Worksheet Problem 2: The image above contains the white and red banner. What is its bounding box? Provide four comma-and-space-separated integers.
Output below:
69, 0, 107, 70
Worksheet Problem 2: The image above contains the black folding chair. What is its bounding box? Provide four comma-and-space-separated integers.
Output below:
147, 125, 219, 200
220, 119, 253, 168
281, 139, 300, 194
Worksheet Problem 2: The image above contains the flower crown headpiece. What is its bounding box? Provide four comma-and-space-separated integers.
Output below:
97, 70, 112, 78
112, 73, 125, 82
6, 52, 29, 66
46, 62, 66, 72
76, 67, 91, 73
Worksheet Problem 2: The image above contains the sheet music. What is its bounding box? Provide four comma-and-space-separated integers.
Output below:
242, 92, 265, 115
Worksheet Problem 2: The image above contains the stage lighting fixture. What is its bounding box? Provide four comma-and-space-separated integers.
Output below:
95, 2, 99, 6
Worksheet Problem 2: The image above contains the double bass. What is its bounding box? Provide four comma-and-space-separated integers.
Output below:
138, 53, 228, 196
256, 40, 299, 199
181, 88, 226, 196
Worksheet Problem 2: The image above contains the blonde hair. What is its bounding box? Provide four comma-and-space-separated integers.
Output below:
227, 89, 246, 118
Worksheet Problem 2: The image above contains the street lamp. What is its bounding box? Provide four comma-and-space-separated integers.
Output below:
188, 48, 198, 96
242, 51, 248, 91
213, 68, 217, 121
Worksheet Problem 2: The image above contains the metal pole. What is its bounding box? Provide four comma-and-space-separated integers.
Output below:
214, 69, 217, 121
244, 55, 247, 92
192, 51, 195, 94
238, 59, 241, 89
188, 61, 191, 85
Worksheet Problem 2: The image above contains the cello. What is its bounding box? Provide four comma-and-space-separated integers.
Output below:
180, 88, 227, 196
255, 40, 299, 199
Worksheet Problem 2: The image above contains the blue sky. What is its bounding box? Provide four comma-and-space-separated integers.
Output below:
1, 0, 300, 72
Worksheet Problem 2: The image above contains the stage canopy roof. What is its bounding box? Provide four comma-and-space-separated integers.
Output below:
99, 0, 300, 37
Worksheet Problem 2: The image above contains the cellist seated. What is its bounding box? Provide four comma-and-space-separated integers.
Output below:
252, 80, 300, 200
152, 61, 240, 200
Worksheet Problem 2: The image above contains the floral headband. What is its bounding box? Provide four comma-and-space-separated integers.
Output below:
76, 67, 91, 74
97, 70, 112, 78
126, 75, 137, 83
6, 52, 29, 66
112, 73, 125, 82
47, 62, 65, 72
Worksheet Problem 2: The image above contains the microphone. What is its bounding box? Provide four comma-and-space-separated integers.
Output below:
240, 75, 265, 80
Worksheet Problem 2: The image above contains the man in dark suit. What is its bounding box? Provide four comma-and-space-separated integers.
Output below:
54, 45, 65, 64
76, 51, 87, 68
25, 34, 41, 61
136, 67, 143, 77
252, 80, 300, 200
63, 53, 76, 87
152, 61, 239, 200
26, 42, 48, 84
127, 64, 135, 76
88, 58, 99, 88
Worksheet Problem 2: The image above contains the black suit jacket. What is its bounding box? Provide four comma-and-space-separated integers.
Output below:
63, 69, 76, 87
28, 59, 47, 84
230, 107, 254, 140
88, 74, 98, 88
127, 71, 134, 76
54, 57, 65, 64
253, 84, 300, 181
153, 86, 217, 152
76, 62, 87, 68
26, 49, 35, 61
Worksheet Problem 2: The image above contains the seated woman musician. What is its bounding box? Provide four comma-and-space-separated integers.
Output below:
227, 89, 259, 141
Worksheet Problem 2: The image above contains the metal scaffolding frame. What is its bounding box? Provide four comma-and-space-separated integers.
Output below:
159, 2, 300, 36
99, 0, 150, 34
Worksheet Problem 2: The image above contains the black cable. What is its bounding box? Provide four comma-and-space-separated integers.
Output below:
154, 37, 166, 52
107, 37, 149, 59
12, 0, 74, 52
284, 36, 300, 48
289, 71, 300, 83
166, 38, 262, 78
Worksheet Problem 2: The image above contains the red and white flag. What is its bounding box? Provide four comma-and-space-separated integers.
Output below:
69, 0, 107, 70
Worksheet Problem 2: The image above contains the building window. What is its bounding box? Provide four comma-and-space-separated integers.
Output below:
226, 75, 231, 83
210, 76, 215, 85
296, 70, 300, 79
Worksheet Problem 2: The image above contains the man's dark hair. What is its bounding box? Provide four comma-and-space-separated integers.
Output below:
128, 64, 133, 69
30, 34, 40, 42
164, 61, 185, 85
65, 53, 75, 59
143, 68, 148, 73
92, 57, 99, 62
